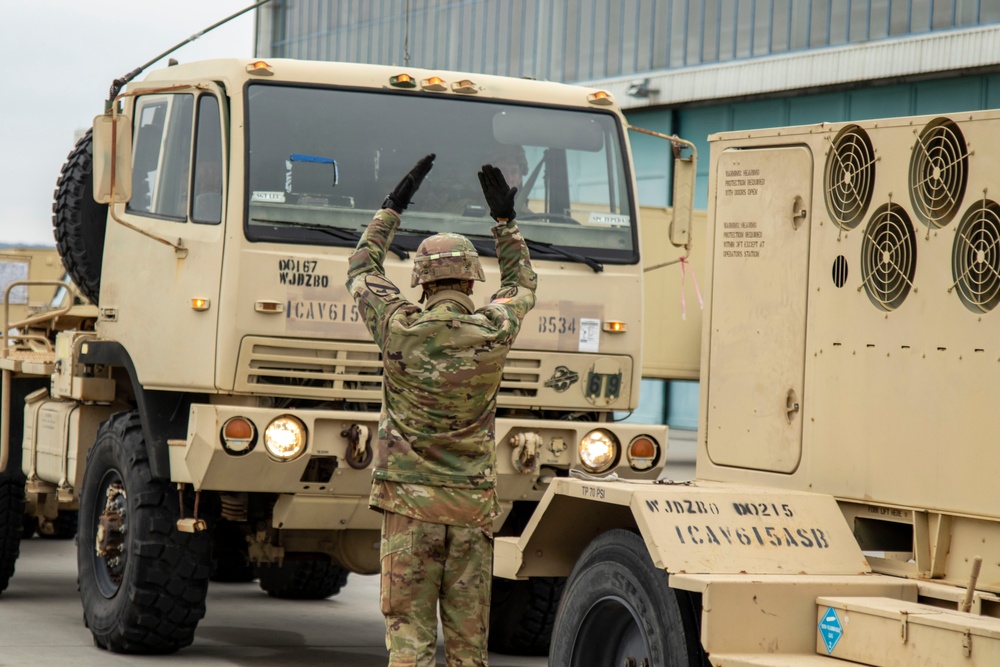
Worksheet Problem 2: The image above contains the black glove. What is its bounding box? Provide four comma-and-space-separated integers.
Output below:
478, 164, 518, 223
382, 153, 435, 212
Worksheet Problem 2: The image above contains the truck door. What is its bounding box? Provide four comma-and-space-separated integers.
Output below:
96, 86, 227, 391
706, 146, 812, 473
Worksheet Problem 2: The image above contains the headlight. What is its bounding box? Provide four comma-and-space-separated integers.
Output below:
578, 429, 619, 473
264, 415, 307, 461
627, 435, 659, 471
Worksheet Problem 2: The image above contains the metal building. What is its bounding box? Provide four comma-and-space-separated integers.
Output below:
253, 0, 1000, 429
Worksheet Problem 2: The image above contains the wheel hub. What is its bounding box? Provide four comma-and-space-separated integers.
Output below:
95, 482, 127, 584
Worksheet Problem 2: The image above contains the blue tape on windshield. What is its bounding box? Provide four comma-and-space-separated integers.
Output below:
289, 153, 336, 164
288, 154, 338, 186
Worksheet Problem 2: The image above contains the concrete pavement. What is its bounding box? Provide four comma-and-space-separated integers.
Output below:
0, 539, 546, 667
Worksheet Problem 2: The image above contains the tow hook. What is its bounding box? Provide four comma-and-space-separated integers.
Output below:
510, 432, 542, 474
341, 424, 373, 469
176, 483, 207, 533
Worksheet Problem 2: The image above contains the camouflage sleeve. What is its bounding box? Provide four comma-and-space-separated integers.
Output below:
346, 209, 416, 349
484, 221, 538, 325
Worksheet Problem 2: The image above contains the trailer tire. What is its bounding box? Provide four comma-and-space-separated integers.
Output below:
38, 510, 78, 540
53, 129, 107, 305
550, 529, 705, 667
256, 556, 349, 600
488, 576, 564, 655
78, 411, 211, 653
210, 521, 254, 583
0, 474, 26, 595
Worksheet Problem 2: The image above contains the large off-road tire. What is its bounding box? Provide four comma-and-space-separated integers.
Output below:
550, 529, 706, 667
78, 411, 211, 654
256, 556, 350, 600
52, 129, 107, 304
489, 576, 564, 655
0, 474, 26, 595
0, 376, 47, 594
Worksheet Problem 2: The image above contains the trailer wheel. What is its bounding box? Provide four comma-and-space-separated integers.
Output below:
38, 510, 78, 539
78, 411, 211, 653
488, 576, 564, 655
550, 529, 705, 667
0, 474, 26, 595
52, 129, 107, 305
256, 556, 349, 599
210, 521, 254, 583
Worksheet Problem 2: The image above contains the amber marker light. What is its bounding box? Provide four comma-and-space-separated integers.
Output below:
627, 436, 659, 471
452, 79, 479, 94
421, 76, 447, 91
221, 417, 257, 456
390, 73, 417, 88
587, 90, 614, 105
245, 60, 274, 76
602, 320, 627, 333
191, 298, 211, 311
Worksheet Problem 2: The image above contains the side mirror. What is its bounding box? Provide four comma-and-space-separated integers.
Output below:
92, 113, 132, 204
670, 144, 696, 248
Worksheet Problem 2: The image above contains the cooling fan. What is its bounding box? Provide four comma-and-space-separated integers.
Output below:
860, 203, 917, 311
951, 198, 1000, 313
909, 117, 969, 228
824, 124, 876, 230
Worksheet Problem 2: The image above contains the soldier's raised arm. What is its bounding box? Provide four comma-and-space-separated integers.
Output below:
346, 154, 435, 348
478, 163, 537, 323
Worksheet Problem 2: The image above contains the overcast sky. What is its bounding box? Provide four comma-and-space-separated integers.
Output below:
0, 1, 259, 246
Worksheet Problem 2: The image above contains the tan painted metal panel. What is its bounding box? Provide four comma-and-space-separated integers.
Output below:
706, 146, 812, 473
818, 596, 1000, 665
500, 478, 869, 579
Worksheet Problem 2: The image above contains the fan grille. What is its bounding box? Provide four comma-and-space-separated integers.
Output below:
824, 125, 876, 230
861, 203, 917, 311
909, 117, 968, 228
952, 199, 1000, 313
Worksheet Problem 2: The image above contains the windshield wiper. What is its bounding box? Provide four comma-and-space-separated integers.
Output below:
259, 219, 409, 259
524, 238, 603, 273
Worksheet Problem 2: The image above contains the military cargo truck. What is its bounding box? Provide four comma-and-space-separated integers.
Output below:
499, 110, 1000, 665
0, 55, 695, 654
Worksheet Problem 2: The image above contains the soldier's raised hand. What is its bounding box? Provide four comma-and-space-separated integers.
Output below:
478, 164, 518, 223
383, 153, 436, 212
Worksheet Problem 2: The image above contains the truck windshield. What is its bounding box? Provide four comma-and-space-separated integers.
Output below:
245, 83, 636, 263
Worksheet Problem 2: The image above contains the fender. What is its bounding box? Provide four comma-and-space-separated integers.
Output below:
79, 340, 207, 481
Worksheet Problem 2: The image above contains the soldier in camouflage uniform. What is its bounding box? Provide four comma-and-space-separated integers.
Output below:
346, 154, 537, 667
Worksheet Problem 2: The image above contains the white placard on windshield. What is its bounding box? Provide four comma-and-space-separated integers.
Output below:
588, 212, 629, 227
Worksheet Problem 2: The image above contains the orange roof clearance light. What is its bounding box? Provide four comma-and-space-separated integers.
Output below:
390, 73, 417, 88
421, 76, 448, 92
246, 60, 274, 76
452, 79, 479, 94
588, 90, 614, 106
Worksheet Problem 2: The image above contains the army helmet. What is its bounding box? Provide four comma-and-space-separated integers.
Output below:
411, 233, 486, 287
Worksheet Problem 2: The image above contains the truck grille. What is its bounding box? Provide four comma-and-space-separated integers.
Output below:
235, 337, 541, 403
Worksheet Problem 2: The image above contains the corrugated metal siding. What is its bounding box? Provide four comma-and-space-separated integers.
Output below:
592, 23, 1000, 109
256, 1, 1000, 85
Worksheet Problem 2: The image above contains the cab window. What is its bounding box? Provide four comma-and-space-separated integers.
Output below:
127, 92, 223, 224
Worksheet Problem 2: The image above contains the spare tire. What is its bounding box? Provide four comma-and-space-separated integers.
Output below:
52, 129, 108, 304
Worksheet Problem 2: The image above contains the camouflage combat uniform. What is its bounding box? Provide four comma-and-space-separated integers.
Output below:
347, 209, 537, 667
